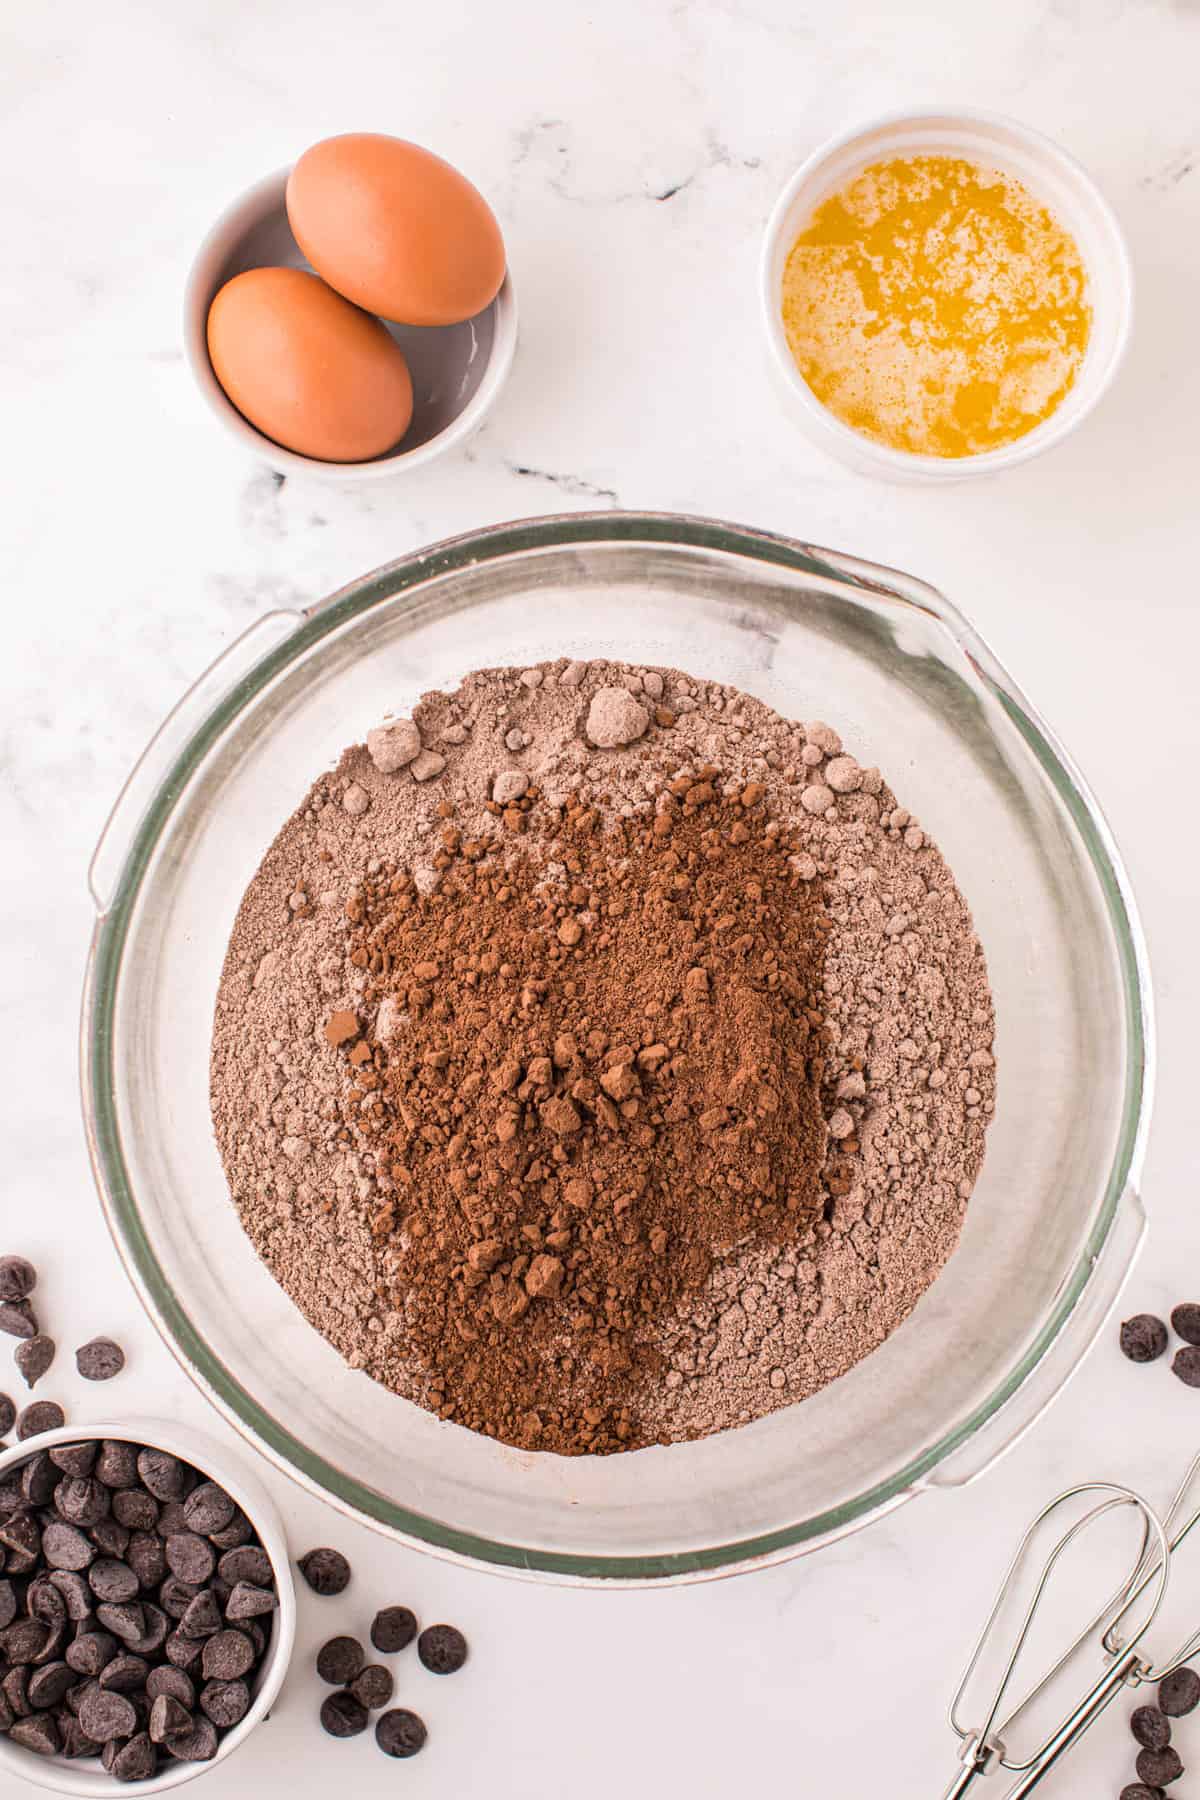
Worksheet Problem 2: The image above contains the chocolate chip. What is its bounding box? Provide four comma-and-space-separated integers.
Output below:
375, 1707, 427, 1757
0, 1256, 36, 1302
182, 1481, 235, 1537
0, 1577, 15, 1630
125, 1602, 169, 1658
1173, 1303, 1200, 1346
99, 1653, 149, 1693
159, 1574, 199, 1620
88, 1556, 139, 1604
2, 1664, 29, 1716
178, 1591, 223, 1639
89, 1515, 131, 1559
0, 1510, 40, 1560
207, 1507, 252, 1551
58, 1713, 101, 1758
298, 1546, 350, 1595
66, 1630, 117, 1676
16, 1400, 64, 1439
349, 1663, 394, 1711
95, 1601, 146, 1643
136, 1449, 190, 1502
317, 1635, 364, 1685
0, 1301, 37, 1340
149, 1691, 192, 1742
1122, 1315, 1170, 1363
56, 1476, 111, 1528
166, 1715, 218, 1761
165, 1532, 215, 1586
0, 1392, 14, 1437
9, 1712, 61, 1757
218, 1545, 272, 1587
1173, 1346, 1200, 1388
138, 1666, 190, 1711
14, 1335, 55, 1390
101, 1737, 120, 1772
49, 1570, 94, 1621
79, 1683, 137, 1741
201, 1628, 254, 1681
95, 1441, 139, 1489
164, 1626, 203, 1670
27, 1659, 74, 1708
75, 1337, 125, 1382
112, 1488, 158, 1531
21, 1449, 57, 1505
50, 1441, 98, 1477
1137, 1744, 1185, 1786
199, 1677, 250, 1728
5, 1616, 50, 1662
155, 1500, 190, 1538
1161, 1666, 1200, 1716
371, 1604, 418, 1654
42, 1520, 96, 1571
125, 1530, 166, 1589
417, 1622, 468, 1673
27, 1571, 68, 1623
225, 1580, 277, 1621
320, 1690, 369, 1738
112, 1729, 157, 1781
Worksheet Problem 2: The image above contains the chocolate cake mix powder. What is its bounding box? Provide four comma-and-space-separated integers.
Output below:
210, 659, 995, 1455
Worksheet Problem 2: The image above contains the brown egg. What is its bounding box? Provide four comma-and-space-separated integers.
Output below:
206, 267, 413, 463
286, 133, 506, 328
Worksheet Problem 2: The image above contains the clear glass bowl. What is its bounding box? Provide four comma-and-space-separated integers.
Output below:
81, 513, 1153, 1585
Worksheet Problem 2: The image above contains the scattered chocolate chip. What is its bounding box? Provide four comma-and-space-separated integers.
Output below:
201, 1628, 254, 1682
50, 1441, 98, 1477
27, 1572, 67, 1623
218, 1545, 273, 1587
5, 1616, 51, 1663
78, 1683, 138, 1741
95, 1441, 139, 1489
1121, 1315, 1170, 1363
156, 1500, 190, 1538
0, 1301, 37, 1341
164, 1626, 204, 1670
0, 1510, 40, 1559
165, 1532, 216, 1586
349, 1663, 394, 1711
56, 1476, 110, 1528
88, 1556, 139, 1604
66, 1630, 117, 1676
298, 1546, 350, 1596
199, 1677, 250, 1728
316, 1634, 364, 1686
0, 1392, 14, 1436
58, 1713, 101, 1758
14, 1335, 55, 1390
113, 1729, 157, 1781
371, 1604, 418, 1654
88, 1515, 131, 1560
16, 1400, 64, 1439
112, 1488, 158, 1532
1137, 1744, 1185, 1786
321, 1691, 369, 1738
179, 1591, 223, 1640
166, 1715, 219, 1761
42, 1520, 96, 1571
225, 1580, 277, 1621
149, 1691, 192, 1742
21, 1449, 57, 1505
125, 1602, 169, 1658
1160, 1666, 1200, 1716
1173, 1346, 1200, 1388
418, 1622, 468, 1674
1173, 1303, 1200, 1346
95, 1601, 146, 1644
375, 1706, 427, 1758
182, 1481, 235, 1537
27, 1659, 74, 1708
125, 1530, 166, 1589
146, 1665, 195, 1707
9, 1712, 61, 1757
99, 1652, 149, 1693
75, 1337, 125, 1382
136, 1449, 190, 1502
160, 1574, 199, 1620
48, 1569, 94, 1620
0, 1256, 37, 1301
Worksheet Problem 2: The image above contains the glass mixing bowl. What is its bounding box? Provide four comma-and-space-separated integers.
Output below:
81, 512, 1153, 1585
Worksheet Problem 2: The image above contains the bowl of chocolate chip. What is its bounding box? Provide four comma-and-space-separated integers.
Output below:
82, 511, 1152, 1584
0, 1422, 294, 1792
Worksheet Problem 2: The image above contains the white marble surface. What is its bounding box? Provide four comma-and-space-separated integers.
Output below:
3, 0, 1200, 1793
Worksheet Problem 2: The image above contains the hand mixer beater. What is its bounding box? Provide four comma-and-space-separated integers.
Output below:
941, 1454, 1200, 1797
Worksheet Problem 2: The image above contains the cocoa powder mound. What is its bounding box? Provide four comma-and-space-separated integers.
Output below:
210, 658, 995, 1454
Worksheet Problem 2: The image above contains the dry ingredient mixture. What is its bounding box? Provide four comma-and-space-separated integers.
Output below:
781, 154, 1091, 457
211, 660, 996, 1455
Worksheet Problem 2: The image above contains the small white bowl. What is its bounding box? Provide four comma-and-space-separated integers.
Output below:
183, 167, 517, 481
0, 1420, 295, 1797
760, 107, 1133, 482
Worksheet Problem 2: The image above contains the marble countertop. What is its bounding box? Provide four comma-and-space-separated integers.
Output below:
4, 0, 1200, 1792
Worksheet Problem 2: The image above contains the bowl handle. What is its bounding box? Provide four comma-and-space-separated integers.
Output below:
88, 609, 304, 916
916, 1182, 1147, 1491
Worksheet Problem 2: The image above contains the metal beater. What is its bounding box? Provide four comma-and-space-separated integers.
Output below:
941, 1453, 1200, 1797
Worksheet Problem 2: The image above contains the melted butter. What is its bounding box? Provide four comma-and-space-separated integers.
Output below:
781, 155, 1092, 457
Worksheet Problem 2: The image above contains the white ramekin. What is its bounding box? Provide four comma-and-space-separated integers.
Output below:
0, 1420, 295, 1797
760, 108, 1134, 482
183, 167, 517, 482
